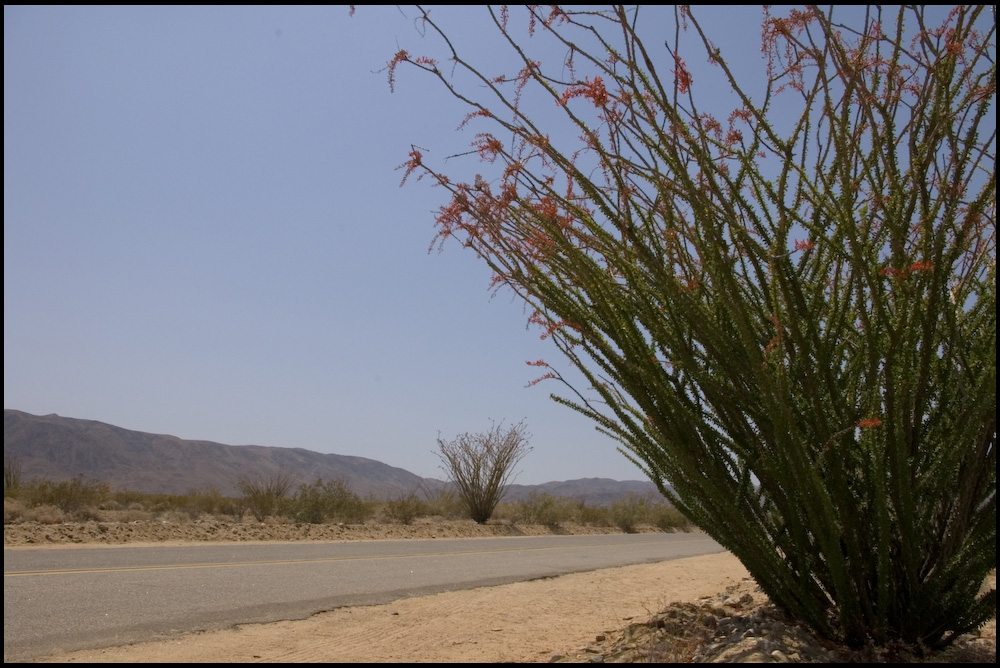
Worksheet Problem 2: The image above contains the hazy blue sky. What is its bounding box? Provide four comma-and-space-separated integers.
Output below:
5, 5, 793, 485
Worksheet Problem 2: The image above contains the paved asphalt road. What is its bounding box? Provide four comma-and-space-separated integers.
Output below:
4, 533, 723, 661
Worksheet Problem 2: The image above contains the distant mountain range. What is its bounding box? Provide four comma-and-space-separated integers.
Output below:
4, 409, 659, 505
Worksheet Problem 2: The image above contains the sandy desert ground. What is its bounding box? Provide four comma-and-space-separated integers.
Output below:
5, 519, 996, 663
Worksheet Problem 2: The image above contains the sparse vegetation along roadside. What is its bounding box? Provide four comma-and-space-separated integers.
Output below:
3, 469, 691, 545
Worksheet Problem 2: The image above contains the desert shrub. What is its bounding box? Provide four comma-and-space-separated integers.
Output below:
381, 491, 426, 525
147, 498, 174, 514
220, 498, 247, 523
113, 489, 242, 520
575, 501, 613, 528
420, 486, 466, 519
96, 498, 125, 512
436, 420, 532, 524
237, 473, 296, 522
112, 507, 154, 523
611, 494, 652, 534
71, 507, 103, 522
387, 5, 996, 648
4, 457, 23, 493
499, 494, 617, 527
512, 491, 565, 527
19, 475, 111, 513
109, 489, 148, 508
288, 478, 370, 524
156, 509, 195, 524
175, 487, 229, 518
22, 503, 68, 525
4, 497, 26, 524
650, 503, 691, 532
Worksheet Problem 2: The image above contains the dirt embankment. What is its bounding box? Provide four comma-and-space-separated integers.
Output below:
2, 516, 646, 547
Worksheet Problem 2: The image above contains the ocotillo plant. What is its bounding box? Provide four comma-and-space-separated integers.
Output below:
386, 5, 995, 648
436, 419, 532, 524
